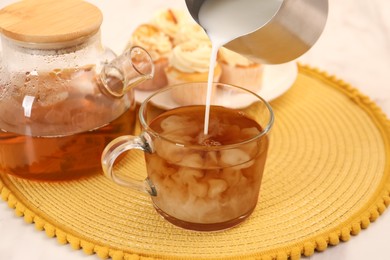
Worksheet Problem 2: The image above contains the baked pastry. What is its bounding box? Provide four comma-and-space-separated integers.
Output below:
165, 41, 222, 105
127, 24, 172, 90
218, 47, 264, 93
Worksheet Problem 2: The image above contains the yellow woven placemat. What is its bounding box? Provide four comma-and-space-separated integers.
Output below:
1, 64, 390, 260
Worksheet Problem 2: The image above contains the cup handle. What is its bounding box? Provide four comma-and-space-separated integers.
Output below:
101, 134, 157, 196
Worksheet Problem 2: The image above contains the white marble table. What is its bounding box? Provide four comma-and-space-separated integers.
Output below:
0, 0, 389, 259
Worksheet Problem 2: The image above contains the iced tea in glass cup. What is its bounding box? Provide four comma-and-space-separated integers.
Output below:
101, 82, 274, 231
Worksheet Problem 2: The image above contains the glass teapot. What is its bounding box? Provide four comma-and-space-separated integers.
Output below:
0, 0, 154, 181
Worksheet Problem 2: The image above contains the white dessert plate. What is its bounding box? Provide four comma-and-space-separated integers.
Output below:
257, 61, 298, 101
134, 61, 298, 109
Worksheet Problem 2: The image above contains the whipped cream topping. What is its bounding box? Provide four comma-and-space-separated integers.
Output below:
131, 24, 172, 60
218, 47, 257, 67
170, 41, 215, 73
174, 23, 210, 45
150, 9, 189, 38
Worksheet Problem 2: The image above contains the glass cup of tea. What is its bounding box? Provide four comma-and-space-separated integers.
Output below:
101, 82, 274, 231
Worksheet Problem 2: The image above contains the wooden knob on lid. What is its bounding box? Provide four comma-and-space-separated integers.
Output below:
0, 0, 103, 43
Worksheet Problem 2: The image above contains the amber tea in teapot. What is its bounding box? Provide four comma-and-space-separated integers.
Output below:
0, 0, 154, 180
0, 67, 136, 180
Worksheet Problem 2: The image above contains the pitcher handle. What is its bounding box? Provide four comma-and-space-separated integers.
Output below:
101, 134, 157, 196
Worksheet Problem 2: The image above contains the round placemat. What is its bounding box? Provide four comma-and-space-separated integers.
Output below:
1, 64, 390, 260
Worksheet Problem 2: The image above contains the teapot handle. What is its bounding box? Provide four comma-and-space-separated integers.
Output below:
100, 46, 154, 98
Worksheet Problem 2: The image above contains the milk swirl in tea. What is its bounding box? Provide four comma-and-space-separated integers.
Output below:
146, 105, 269, 230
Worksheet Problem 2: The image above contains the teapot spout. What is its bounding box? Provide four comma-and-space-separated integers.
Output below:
100, 46, 154, 97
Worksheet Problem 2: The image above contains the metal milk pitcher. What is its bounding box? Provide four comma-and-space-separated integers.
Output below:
185, 0, 328, 64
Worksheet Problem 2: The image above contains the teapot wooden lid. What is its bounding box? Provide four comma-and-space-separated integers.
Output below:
0, 0, 103, 43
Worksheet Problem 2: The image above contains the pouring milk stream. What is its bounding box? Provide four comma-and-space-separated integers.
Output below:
198, 0, 283, 135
